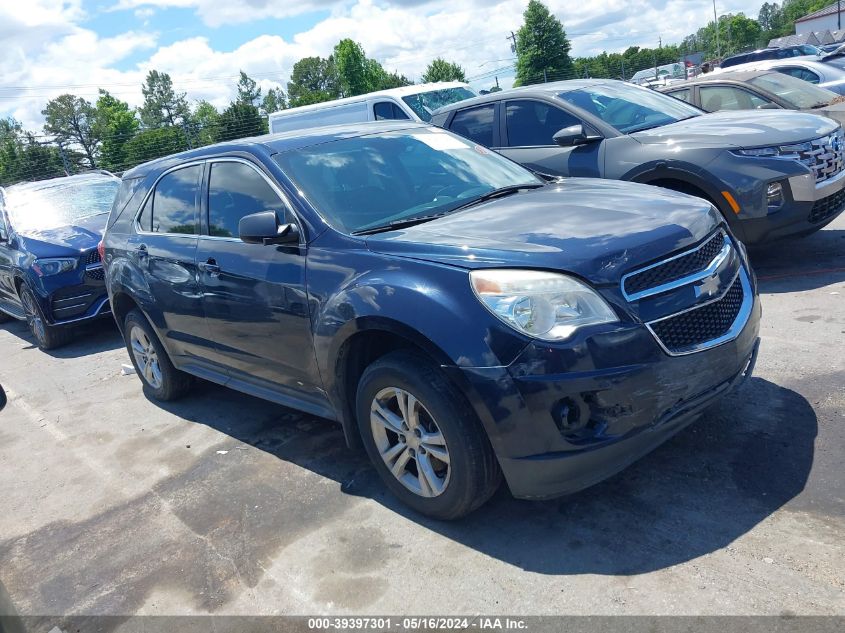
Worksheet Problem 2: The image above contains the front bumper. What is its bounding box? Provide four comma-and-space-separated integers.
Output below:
737, 168, 845, 244
34, 260, 111, 326
451, 292, 762, 500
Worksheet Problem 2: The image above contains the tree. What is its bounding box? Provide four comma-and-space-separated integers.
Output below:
334, 39, 374, 97
422, 58, 467, 83
123, 127, 188, 166
287, 56, 339, 107
236, 71, 262, 106
216, 102, 266, 142
94, 90, 139, 172
139, 70, 190, 129
188, 100, 221, 147
378, 70, 412, 89
514, 0, 573, 86
0, 118, 67, 186
41, 94, 99, 168
262, 87, 287, 113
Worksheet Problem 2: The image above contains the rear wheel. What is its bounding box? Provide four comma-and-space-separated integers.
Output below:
123, 309, 192, 401
356, 351, 501, 520
19, 285, 71, 350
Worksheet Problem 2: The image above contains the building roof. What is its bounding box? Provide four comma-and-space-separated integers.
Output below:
796, 2, 845, 23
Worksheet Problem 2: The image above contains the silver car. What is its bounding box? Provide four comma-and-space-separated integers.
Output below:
717, 58, 845, 95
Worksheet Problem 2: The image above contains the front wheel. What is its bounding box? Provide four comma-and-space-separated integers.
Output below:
123, 309, 193, 401
356, 351, 501, 520
19, 285, 71, 350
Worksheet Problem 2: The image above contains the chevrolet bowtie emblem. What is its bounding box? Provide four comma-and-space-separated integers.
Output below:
695, 273, 721, 299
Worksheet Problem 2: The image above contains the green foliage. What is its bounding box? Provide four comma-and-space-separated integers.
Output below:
139, 70, 190, 129
237, 71, 262, 106
514, 0, 573, 85
287, 56, 340, 107
189, 100, 221, 147
572, 45, 684, 80
0, 119, 67, 186
216, 102, 267, 142
41, 94, 100, 167
95, 90, 139, 172
422, 58, 467, 83
682, 13, 762, 58
262, 88, 287, 113
123, 126, 188, 166
757, 0, 833, 44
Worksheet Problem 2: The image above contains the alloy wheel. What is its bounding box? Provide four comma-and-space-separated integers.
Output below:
20, 290, 46, 345
129, 326, 163, 389
370, 387, 451, 497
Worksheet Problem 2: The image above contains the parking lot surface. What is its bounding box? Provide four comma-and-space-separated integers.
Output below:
0, 217, 843, 618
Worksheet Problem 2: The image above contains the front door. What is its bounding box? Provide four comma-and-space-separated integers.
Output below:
195, 159, 326, 413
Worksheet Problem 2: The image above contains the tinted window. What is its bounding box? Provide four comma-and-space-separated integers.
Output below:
274, 129, 538, 234
749, 72, 834, 108
449, 104, 495, 146
776, 67, 821, 83
699, 86, 772, 111
505, 100, 580, 146
666, 88, 692, 102
208, 162, 285, 238
373, 101, 410, 121
149, 166, 200, 234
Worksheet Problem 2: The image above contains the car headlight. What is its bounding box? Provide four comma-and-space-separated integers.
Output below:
469, 269, 618, 341
31, 257, 78, 277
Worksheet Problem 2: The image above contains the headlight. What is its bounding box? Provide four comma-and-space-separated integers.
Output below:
31, 257, 77, 277
734, 140, 814, 159
470, 269, 618, 341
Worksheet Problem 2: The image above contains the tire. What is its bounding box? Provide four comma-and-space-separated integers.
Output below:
355, 351, 501, 520
19, 285, 71, 350
123, 309, 192, 401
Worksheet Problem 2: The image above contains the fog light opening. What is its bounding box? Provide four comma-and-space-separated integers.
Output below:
552, 397, 583, 434
766, 181, 784, 212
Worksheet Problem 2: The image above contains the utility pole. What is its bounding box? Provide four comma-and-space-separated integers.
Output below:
507, 31, 518, 54
713, 0, 721, 59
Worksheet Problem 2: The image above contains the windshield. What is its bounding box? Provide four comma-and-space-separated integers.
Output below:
402, 87, 476, 122
749, 72, 835, 108
558, 82, 702, 134
6, 177, 119, 233
274, 128, 540, 234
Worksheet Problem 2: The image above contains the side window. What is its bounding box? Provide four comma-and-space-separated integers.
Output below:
373, 101, 410, 121
208, 162, 287, 238
449, 104, 496, 147
505, 100, 580, 147
776, 67, 820, 83
699, 86, 773, 112
667, 88, 691, 103
149, 165, 201, 234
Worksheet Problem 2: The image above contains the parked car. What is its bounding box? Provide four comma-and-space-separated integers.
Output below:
102, 122, 760, 519
719, 45, 820, 69
0, 172, 120, 349
431, 79, 845, 244
660, 70, 845, 126
720, 58, 845, 94
267, 82, 476, 133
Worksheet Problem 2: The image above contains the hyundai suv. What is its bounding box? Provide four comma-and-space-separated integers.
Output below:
0, 172, 120, 349
102, 123, 760, 519
431, 79, 845, 244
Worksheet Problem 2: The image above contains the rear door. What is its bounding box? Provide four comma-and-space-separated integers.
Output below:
195, 158, 327, 413
497, 98, 603, 178
130, 163, 208, 361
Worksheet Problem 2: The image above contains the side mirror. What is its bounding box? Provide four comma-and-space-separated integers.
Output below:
553, 124, 601, 147
0, 385, 6, 412
239, 211, 300, 246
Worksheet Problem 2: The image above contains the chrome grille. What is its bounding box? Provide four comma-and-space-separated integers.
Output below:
786, 131, 845, 183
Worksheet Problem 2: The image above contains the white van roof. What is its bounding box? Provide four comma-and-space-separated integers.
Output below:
267, 81, 471, 118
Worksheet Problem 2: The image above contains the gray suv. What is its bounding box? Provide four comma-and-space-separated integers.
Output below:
431, 79, 845, 244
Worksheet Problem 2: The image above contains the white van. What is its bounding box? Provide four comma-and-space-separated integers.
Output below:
268, 82, 476, 134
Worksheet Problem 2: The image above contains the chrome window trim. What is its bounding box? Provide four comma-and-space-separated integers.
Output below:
621, 229, 729, 301
645, 267, 752, 357
133, 160, 206, 237
202, 156, 304, 246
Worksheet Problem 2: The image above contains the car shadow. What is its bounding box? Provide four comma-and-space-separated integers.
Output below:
0, 318, 122, 358
148, 374, 816, 576
749, 228, 845, 293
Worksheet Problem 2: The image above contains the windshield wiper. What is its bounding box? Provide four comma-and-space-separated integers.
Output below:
353, 213, 448, 235
449, 183, 545, 212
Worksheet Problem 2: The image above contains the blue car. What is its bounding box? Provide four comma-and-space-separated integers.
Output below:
0, 172, 120, 349
103, 123, 761, 519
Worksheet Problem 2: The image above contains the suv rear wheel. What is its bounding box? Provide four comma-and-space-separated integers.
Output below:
19, 285, 71, 350
356, 351, 501, 519
123, 309, 192, 401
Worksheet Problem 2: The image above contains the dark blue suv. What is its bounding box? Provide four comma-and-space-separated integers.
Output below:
0, 172, 120, 349
102, 123, 761, 519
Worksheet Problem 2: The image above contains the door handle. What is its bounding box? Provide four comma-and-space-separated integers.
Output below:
198, 258, 220, 275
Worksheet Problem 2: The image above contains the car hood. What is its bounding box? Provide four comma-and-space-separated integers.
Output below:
808, 101, 845, 127
632, 110, 839, 148
365, 179, 720, 285
15, 212, 106, 257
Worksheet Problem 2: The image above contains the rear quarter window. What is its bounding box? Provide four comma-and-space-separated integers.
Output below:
107, 177, 148, 233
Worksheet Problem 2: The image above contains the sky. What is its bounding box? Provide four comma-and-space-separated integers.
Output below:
2, 0, 769, 131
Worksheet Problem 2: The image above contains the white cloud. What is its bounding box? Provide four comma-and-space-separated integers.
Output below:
2, 0, 768, 131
